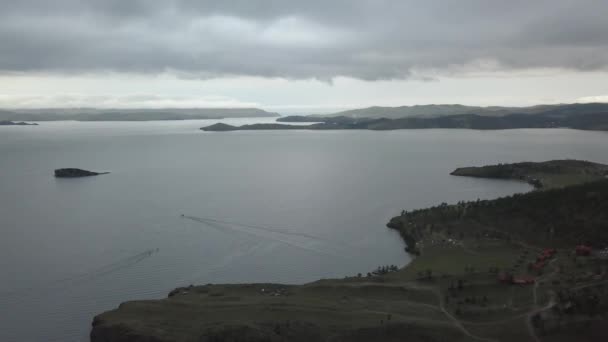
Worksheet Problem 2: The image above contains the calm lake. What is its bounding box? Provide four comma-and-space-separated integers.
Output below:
1, 119, 607, 341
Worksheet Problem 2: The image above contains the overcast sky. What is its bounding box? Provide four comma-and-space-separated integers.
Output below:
1, 0, 608, 113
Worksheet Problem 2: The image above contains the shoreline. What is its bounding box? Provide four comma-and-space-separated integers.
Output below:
201, 110, 608, 132
89, 160, 608, 342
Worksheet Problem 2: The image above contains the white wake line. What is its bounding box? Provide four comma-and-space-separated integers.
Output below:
183, 215, 346, 260
1, 248, 159, 297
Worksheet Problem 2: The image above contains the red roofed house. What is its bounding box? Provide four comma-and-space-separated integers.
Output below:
512, 276, 535, 285
537, 248, 556, 262
576, 245, 592, 256
532, 261, 546, 271
498, 272, 513, 284
537, 255, 548, 262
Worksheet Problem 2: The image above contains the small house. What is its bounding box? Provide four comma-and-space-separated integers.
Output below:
498, 272, 513, 284
532, 261, 546, 271
512, 277, 535, 285
575, 245, 592, 256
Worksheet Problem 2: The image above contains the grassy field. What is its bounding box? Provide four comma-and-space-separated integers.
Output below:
386, 169, 608, 341
92, 237, 555, 342
92, 280, 471, 342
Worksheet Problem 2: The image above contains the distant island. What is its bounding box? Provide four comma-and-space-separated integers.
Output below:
0, 120, 38, 126
54, 168, 110, 178
0, 108, 278, 122
278, 102, 608, 131
91, 160, 608, 342
203, 109, 608, 131
305, 102, 608, 120
201, 122, 305, 131
451, 160, 608, 189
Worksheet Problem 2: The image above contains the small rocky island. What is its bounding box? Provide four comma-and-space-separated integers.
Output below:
54, 168, 109, 178
0, 120, 38, 126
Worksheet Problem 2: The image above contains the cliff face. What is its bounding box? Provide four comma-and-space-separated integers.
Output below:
91, 312, 321, 342
90, 319, 164, 342
91, 315, 462, 342
89, 285, 325, 342
89, 282, 468, 342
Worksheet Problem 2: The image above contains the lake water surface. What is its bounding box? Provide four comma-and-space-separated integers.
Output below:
1, 119, 607, 341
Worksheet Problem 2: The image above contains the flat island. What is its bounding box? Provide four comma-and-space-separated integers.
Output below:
451, 160, 608, 189
91, 160, 608, 342
55, 168, 110, 178
201, 122, 305, 132
0, 120, 38, 126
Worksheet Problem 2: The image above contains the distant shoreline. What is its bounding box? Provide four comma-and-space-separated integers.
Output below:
0, 108, 279, 122
206, 102, 608, 131
202, 110, 608, 132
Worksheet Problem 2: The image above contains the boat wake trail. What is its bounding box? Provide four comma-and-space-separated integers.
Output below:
1, 248, 158, 297
190, 216, 336, 243
182, 215, 345, 259
58, 248, 159, 283
176, 240, 265, 285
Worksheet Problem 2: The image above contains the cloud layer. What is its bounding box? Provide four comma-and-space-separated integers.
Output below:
0, 94, 259, 109
2, 1, 608, 80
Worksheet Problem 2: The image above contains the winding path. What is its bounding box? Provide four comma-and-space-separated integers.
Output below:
525, 258, 559, 342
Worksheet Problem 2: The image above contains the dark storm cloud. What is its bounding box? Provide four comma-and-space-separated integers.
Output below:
1, 0, 608, 79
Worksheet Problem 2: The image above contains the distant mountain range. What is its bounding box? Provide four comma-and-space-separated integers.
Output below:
305, 102, 608, 120
0, 108, 279, 121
